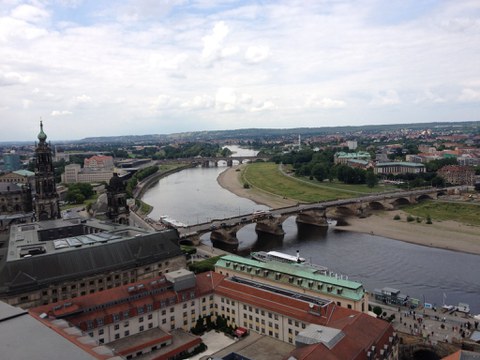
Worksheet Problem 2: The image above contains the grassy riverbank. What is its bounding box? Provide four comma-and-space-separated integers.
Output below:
241, 162, 396, 202
403, 201, 480, 226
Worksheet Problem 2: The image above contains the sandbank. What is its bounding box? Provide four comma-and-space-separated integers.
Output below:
217, 166, 480, 256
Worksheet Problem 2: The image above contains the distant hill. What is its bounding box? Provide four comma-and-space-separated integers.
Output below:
79, 121, 479, 144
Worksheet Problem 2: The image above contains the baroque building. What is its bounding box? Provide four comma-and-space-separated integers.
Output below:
34, 121, 60, 220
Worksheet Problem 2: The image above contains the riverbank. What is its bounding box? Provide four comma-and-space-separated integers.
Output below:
217, 166, 480, 255
217, 165, 298, 208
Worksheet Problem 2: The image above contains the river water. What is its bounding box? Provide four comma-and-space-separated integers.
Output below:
142, 146, 480, 314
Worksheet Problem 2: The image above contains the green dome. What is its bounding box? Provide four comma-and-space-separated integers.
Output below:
37, 121, 47, 142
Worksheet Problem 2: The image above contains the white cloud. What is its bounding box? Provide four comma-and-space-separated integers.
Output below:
244, 46, 270, 64
22, 99, 31, 109
0, 72, 29, 86
51, 110, 73, 116
305, 95, 346, 109
215, 87, 237, 112
181, 94, 214, 109
458, 88, 480, 102
251, 100, 275, 112
73, 94, 92, 104
10, 4, 50, 23
150, 94, 179, 110
370, 90, 401, 106
0, 0, 479, 140
201, 21, 230, 62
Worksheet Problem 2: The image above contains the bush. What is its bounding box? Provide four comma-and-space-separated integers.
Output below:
373, 306, 383, 317
416, 217, 421, 223
393, 214, 401, 220
243, 183, 250, 189
426, 215, 432, 224
407, 215, 415, 222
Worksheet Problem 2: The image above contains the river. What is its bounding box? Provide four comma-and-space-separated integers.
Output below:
142, 146, 480, 314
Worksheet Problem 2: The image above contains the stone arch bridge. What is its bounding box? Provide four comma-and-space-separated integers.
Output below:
177, 187, 455, 246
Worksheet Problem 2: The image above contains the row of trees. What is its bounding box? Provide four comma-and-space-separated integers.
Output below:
126, 165, 159, 197
273, 148, 453, 188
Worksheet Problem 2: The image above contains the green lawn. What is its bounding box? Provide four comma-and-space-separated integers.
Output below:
403, 201, 480, 226
242, 162, 395, 202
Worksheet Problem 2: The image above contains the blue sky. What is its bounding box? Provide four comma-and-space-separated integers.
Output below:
0, 0, 479, 141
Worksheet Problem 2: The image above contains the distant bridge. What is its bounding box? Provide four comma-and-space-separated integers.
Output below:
174, 187, 461, 246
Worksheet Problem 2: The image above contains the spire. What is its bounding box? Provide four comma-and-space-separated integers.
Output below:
37, 120, 47, 142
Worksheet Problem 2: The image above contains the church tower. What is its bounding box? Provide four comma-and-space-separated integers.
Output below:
34, 121, 60, 220
106, 173, 129, 224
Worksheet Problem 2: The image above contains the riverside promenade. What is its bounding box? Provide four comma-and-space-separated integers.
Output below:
368, 297, 479, 349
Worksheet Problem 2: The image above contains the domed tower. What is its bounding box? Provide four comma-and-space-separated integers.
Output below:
106, 173, 129, 224
34, 121, 60, 220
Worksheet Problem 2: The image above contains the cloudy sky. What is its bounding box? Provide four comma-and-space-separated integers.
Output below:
1, 0, 479, 141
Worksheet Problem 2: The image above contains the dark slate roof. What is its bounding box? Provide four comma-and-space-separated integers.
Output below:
0, 229, 182, 295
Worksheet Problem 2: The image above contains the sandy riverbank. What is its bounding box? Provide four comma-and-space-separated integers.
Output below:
217, 166, 480, 255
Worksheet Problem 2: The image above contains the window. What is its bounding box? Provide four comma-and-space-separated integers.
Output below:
114, 324, 119, 330
162, 319, 166, 324
148, 323, 153, 329
139, 317, 144, 323
138, 307, 144, 315
115, 334, 120, 340
161, 310, 166, 315
98, 329, 104, 335
139, 326, 144, 332
148, 314, 153, 320
124, 330, 129, 336
124, 321, 129, 327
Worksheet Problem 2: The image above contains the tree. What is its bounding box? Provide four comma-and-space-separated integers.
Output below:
365, 170, 378, 188
431, 176, 445, 188
311, 163, 328, 182
372, 306, 383, 317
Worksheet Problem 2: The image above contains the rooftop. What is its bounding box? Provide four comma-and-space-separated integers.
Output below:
0, 301, 108, 360
0, 218, 183, 296
216, 255, 364, 301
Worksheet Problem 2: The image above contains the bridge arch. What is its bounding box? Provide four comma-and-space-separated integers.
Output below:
391, 197, 411, 208
334, 206, 356, 217
417, 194, 433, 202
368, 201, 385, 210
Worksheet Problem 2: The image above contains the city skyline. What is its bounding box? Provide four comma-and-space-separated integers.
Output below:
1, 0, 479, 141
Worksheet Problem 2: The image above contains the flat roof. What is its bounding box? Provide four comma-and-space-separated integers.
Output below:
0, 219, 183, 295
0, 302, 98, 360
7, 218, 151, 262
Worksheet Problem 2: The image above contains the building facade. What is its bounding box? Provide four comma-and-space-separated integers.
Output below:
0, 218, 186, 309
0, 170, 35, 185
2, 152, 21, 171
374, 162, 426, 176
31, 270, 398, 360
62, 163, 114, 184
437, 165, 476, 186
215, 255, 368, 313
84, 155, 114, 170
334, 151, 372, 165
